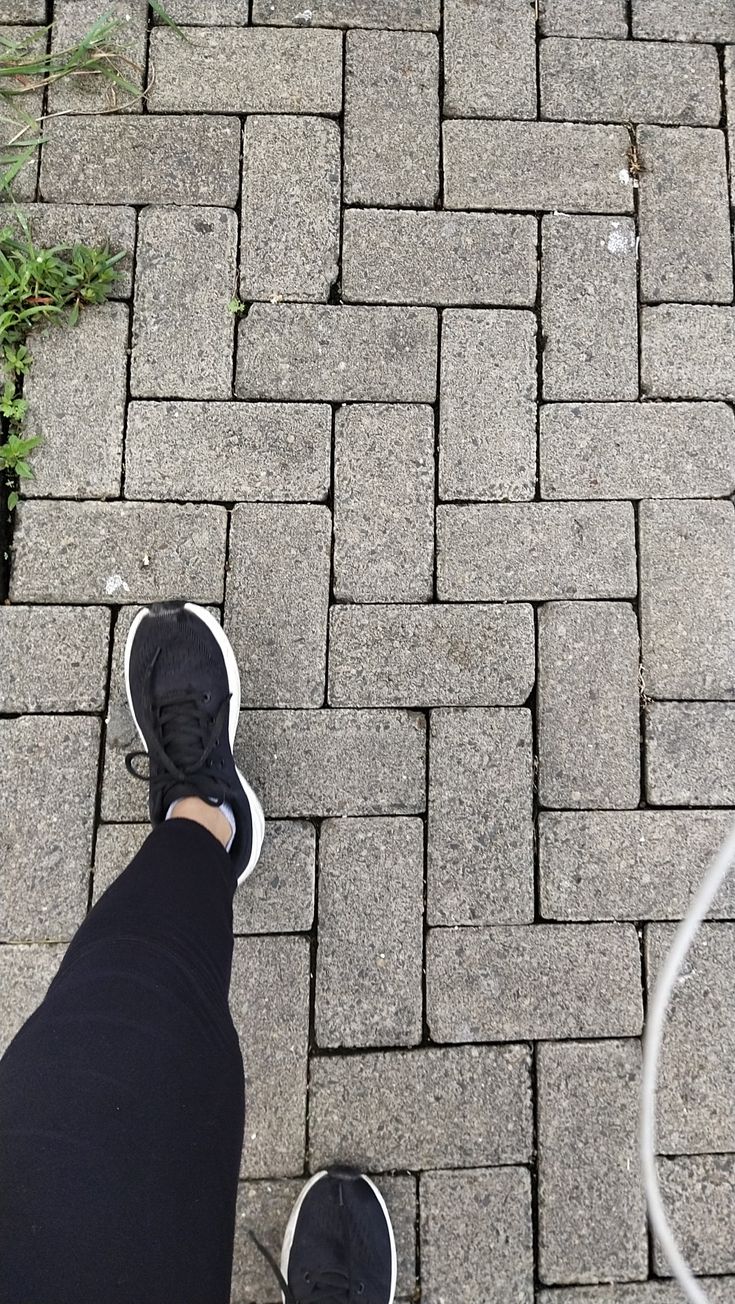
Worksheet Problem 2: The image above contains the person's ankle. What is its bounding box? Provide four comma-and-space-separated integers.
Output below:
167, 796, 232, 849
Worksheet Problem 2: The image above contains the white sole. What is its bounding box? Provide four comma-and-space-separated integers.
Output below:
280, 1170, 397, 1304
123, 602, 265, 885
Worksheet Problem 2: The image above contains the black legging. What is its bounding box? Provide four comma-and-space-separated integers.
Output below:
0, 819, 244, 1304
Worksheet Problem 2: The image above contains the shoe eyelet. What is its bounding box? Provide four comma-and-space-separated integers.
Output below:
357, 1284, 365, 1296
202, 691, 211, 704
303, 1272, 311, 1284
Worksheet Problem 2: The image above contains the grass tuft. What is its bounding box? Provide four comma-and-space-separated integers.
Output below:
0, 17, 148, 195
0, 216, 123, 505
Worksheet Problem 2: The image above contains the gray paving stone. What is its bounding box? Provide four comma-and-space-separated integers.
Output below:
541, 38, 720, 125
94, 821, 315, 935
41, 116, 241, 206
539, 0, 627, 36
540, 810, 735, 922
632, 0, 735, 41
241, 116, 340, 303
538, 601, 640, 810
225, 504, 331, 707
237, 305, 438, 402
149, 26, 342, 113
23, 301, 127, 498
0, 605, 110, 713
0, 716, 99, 942
233, 820, 315, 935
444, 0, 535, 119
647, 923, 735, 1154
101, 610, 153, 823
252, 0, 440, 26
639, 500, 735, 700
236, 710, 426, 818
542, 214, 638, 401
440, 309, 536, 500
342, 210, 536, 308
539, 1284, 735, 1303
329, 604, 535, 708
344, 30, 439, 207
231, 935, 310, 1177
641, 305, 735, 400
1, 28, 41, 200
316, 817, 423, 1048
0, 944, 65, 1058
420, 1167, 533, 1304
444, 121, 633, 213
537, 1040, 647, 1284
232, 1179, 303, 1304
125, 401, 331, 503
131, 206, 237, 400
0, 204, 136, 298
372, 1175, 418, 1300
10, 501, 227, 605
727, 49, 735, 210
47, 0, 147, 115
540, 401, 735, 500
309, 1044, 532, 1170
646, 702, 735, 806
428, 708, 534, 926
333, 404, 434, 602
654, 1155, 735, 1275
232, 1174, 417, 1303
427, 924, 642, 1043
638, 127, 733, 303
0, 0, 44, 17
437, 502, 637, 602
158, 0, 244, 19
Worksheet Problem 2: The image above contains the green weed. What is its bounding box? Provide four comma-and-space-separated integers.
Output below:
0, 217, 123, 506
0, 432, 41, 509
0, 17, 146, 196
149, 0, 190, 40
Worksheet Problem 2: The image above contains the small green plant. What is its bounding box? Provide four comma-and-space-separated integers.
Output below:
0, 432, 41, 509
149, 0, 190, 40
0, 381, 26, 421
0, 216, 123, 506
227, 296, 247, 315
0, 17, 146, 196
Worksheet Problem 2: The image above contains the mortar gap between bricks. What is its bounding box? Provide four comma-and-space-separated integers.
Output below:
530, 602, 542, 923
323, 404, 337, 708
436, 0, 445, 208
530, 1042, 542, 1292
119, 211, 141, 501
304, 817, 324, 1174
227, 112, 246, 400
431, 310, 443, 604
420, 708, 431, 1045
86, 602, 120, 915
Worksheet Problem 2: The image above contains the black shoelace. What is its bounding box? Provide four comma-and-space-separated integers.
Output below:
250, 1232, 355, 1304
125, 647, 234, 812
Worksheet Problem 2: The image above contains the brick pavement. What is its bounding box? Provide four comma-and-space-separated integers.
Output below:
1, 2, 735, 1299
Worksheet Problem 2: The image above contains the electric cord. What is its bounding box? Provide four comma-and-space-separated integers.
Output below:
640, 817, 735, 1304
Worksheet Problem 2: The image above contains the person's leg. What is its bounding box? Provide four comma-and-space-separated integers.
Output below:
0, 819, 243, 1304
0, 602, 265, 1304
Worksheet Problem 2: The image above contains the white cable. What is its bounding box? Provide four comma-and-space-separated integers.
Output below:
640, 816, 735, 1304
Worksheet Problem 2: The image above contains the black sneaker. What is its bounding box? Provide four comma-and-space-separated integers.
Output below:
123, 601, 264, 884
277, 1167, 396, 1304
